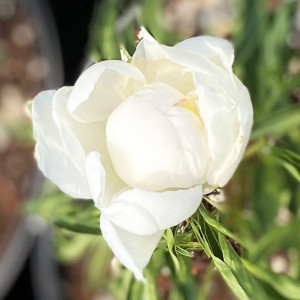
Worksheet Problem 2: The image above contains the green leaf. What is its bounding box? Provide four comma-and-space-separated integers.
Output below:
55, 232, 96, 263
165, 228, 175, 251
51, 199, 100, 235
197, 211, 223, 260
53, 216, 100, 235
175, 246, 193, 258
109, 269, 133, 300
250, 220, 300, 262
198, 204, 248, 248
272, 147, 300, 168
251, 104, 300, 139
144, 269, 159, 300
212, 256, 249, 300
281, 162, 300, 182
189, 218, 212, 257
128, 280, 144, 300
85, 237, 111, 289
272, 147, 300, 182
242, 259, 300, 300
164, 229, 180, 272
218, 233, 271, 299
175, 230, 194, 245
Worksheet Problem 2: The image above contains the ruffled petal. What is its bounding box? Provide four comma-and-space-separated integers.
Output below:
67, 60, 145, 122
32, 90, 91, 198
100, 214, 164, 281
102, 185, 202, 235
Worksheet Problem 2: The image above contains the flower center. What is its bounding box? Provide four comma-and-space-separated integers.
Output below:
174, 98, 203, 125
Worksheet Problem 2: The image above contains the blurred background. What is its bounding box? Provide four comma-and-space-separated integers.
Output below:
0, 0, 300, 299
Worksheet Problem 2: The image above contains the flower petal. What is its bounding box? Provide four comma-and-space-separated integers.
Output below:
133, 27, 164, 61
175, 35, 234, 70
67, 60, 145, 122
100, 214, 163, 281
101, 185, 203, 235
85, 151, 126, 209
52, 87, 87, 171
194, 72, 253, 186
85, 151, 106, 207
32, 90, 91, 198
54, 87, 127, 207
132, 28, 231, 80
106, 83, 209, 191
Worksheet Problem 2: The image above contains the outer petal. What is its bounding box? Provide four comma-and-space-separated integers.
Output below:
32, 90, 91, 198
132, 27, 165, 61
175, 35, 234, 70
67, 60, 145, 123
85, 152, 106, 207
100, 185, 202, 279
100, 215, 164, 281
194, 71, 253, 186
85, 151, 126, 209
102, 185, 203, 235
132, 27, 232, 79
52, 87, 87, 171
132, 29, 196, 95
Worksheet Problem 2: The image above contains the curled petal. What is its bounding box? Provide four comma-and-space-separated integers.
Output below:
175, 35, 234, 70
68, 60, 145, 122
100, 214, 164, 281
133, 27, 164, 61
102, 185, 203, 235
132, 27, 231, 80
32, 90, 91, 198
100, 185, 202, 279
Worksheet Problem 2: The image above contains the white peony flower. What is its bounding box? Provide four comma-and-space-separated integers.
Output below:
32, 28, 253, 280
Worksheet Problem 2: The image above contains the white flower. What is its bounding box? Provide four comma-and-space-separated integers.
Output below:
32, 28, 253, 280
